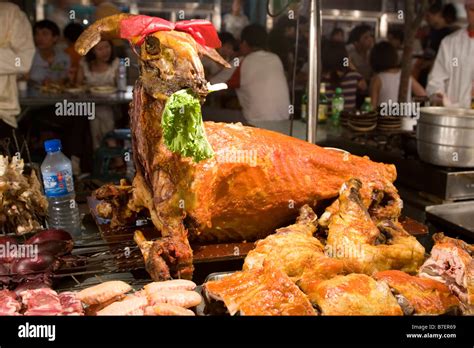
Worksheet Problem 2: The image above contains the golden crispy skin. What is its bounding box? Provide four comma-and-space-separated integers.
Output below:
204, 263, 316, 316
188, 123, 398, 242
242, 205, 325, 279
374, 270, 460, 315
310, 274, 403, 316
326, 179, 425, 275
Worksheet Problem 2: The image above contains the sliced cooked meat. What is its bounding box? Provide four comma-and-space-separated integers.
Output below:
419, 234, 473, 314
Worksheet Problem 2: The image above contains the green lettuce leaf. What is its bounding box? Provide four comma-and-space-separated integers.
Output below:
161, 89, 214, 163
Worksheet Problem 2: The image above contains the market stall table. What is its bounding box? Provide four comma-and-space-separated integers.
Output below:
17, 86, 134, 123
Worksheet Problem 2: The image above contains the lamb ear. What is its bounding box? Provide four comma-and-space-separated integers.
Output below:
197, 44, 231, 68
75, 13, 132, 56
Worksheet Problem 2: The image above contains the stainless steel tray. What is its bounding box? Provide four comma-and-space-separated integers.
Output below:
426, 202, 474, 240
196, 272, 235, 316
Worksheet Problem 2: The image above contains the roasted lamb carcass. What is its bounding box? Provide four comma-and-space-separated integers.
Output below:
77, 14, 404, 280
419, 233, 474, 314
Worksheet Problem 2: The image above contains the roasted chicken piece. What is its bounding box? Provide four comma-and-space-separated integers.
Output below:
204, 262, 316, 316
374, 270, 460, 315
309, 273, 403, 316
77, 14, 405, 280
242, 205, 324, 278
325, 179, 425, 274
419, 233, 473, 314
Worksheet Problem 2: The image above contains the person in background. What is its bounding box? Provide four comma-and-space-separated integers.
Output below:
76, 40, 119, 150
330, 28, 345, 43
387, 29, 404, 50
0, 2, 35, 136
443, 3, 459, 30
46, 0, 70, 34
321, 41, 366, 113
63, 22, 84, 85
346, 24, 375, 84
29, 20, 71, 87
203, 32, 238, 81
387, 29, 404, 62
369, 42, 426, 109
426, 0, 474, 108
223, 0, 249, 40
425, 2, 457, 57
268, 17, 296, 73
414, 2, 458, 87
223, 24, 290, 122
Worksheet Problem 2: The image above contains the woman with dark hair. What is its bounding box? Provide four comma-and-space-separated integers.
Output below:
369, 42, 426, 110
321, 40, 366, 112
77, 40, 119, 150
76, 40, 118, 87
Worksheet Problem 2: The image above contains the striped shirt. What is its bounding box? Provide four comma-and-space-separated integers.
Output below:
322, 70, 362, 112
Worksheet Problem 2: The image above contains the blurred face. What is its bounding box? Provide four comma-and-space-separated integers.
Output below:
467, 5, 474, 27
218, 42, 235, 60
357, 31, 374, 51
239, 40, 251, 56
34, 28, 58, 50
232, 0, 242, 14
331, 32, 344, 43
93, 41, 112, 63
426, 11, 444, 28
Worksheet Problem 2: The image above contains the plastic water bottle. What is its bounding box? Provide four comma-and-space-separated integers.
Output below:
117, 58, 127, 92
41, 139, 81, 237
329, 87, 344, 136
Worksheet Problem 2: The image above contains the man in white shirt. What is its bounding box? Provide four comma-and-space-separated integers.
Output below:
426, 0, 474, 108
0, 2, 35, 132
223, 24, 290, 122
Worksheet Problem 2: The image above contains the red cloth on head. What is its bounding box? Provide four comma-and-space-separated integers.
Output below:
120, 15, 221, 48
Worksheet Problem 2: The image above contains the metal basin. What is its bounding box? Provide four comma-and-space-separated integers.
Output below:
417, 107, 474, 167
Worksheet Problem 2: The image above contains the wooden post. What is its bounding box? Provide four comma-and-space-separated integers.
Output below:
398, 0, 429, 103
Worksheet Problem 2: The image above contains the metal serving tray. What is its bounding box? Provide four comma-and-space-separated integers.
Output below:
426, 201, 474, 240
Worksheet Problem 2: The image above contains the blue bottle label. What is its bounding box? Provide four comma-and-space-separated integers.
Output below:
43, 170, 74, 197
